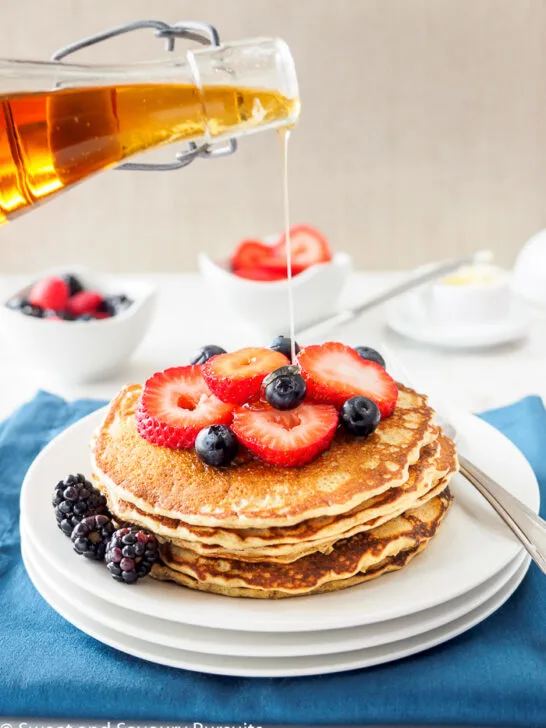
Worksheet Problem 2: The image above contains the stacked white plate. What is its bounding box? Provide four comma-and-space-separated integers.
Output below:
20, 407, 539, 677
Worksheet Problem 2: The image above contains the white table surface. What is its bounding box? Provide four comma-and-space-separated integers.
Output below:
0, 271, 544, 420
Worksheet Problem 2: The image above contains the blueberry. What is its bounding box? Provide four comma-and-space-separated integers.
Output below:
78, 314, 95, 321
195, 425, 239, 467
263, 365, 306, 411
354, 346, 385, 368
5, 297, 27, 311
62, 274, 84, 297
269, 335, 300, 359
97, 299, 115, 316
98, 294, 133, 317
21, 303, 43, 318
339, 396, 381, 437
190, 345, 227, 365
105, 527, 159, 584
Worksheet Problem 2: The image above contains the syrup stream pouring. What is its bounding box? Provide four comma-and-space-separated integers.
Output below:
296, 250, 493, 341
279, 128, 297, 363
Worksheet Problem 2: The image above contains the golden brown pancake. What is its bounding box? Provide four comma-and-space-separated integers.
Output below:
155, 474, 452, 564
92, 378, 457, 599
92, 382, 437, 528
153, 489, 453, 597
100, 434, 456, 562
151, 543, 429, 598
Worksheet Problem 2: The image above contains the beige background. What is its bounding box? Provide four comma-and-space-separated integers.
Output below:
1, 0, 546, 273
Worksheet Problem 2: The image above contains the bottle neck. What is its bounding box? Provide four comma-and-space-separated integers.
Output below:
187, 37, 300, 142
0, 36, 300, 143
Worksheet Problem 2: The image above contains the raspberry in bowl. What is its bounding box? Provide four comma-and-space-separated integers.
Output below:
198, 224, 352, 335
0, 268, 156, 383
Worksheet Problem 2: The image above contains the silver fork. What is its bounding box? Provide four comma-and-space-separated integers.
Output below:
384, 347, 546, 574
438, 417, 546, 574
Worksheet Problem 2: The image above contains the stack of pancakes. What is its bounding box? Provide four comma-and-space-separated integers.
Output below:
92, 383, 458, 598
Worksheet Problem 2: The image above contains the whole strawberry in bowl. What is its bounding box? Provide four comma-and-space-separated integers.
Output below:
198, 224, 352, 335
0, 267, 156, 383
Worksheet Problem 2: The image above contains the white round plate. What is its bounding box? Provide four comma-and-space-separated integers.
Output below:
21, 541, 530, 677
20, 407, 539, 632
21, 528, 526, 657
387, 292, 529, 349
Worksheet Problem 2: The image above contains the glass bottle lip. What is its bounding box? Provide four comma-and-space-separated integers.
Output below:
187, 36, 300, 101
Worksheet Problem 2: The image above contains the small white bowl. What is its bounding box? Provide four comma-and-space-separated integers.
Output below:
424, 264, 511, 325
198, 252, 352, 335
0, 268, 156, 383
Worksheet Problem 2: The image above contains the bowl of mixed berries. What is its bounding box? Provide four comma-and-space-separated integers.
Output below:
0, 269, 156, 382
5, 270, 138, 322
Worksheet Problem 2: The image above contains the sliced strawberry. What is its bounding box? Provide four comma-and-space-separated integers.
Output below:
67, 290, 103, 317
232, 401, 338, 467
274, 224, 332, 267
298, 342, 398, 417
258, 257, 307, 277
136, 366, 235, 449
231, 239, 272, 271
203, 347, 290, 405
29, 276, 69, 311
234, 267, 286, 282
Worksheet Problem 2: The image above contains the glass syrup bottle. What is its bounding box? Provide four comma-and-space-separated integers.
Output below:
0, 38, 299, 223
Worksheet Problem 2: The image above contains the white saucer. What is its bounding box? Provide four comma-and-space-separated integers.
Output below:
21, 527, 526, 658
387, 291, 529, 349
20, 407, 539, 632
22, 541, 530, 677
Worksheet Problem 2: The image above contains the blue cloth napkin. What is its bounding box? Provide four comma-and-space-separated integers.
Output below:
1, 391, 545, 727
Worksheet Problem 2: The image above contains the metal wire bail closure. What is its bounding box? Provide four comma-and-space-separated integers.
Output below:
51, 20, 237, 171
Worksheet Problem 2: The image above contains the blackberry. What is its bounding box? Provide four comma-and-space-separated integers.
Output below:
71, 514, 115, 560
62, 273, 84, 297
105, 527, 159, 584
52, 473, 108, 536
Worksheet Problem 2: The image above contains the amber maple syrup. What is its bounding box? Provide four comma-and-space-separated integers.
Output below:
278, 127, 297, 363
0, 83, 298, 223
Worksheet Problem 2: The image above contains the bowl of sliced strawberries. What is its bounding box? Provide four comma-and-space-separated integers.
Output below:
198, 224, 351, 334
